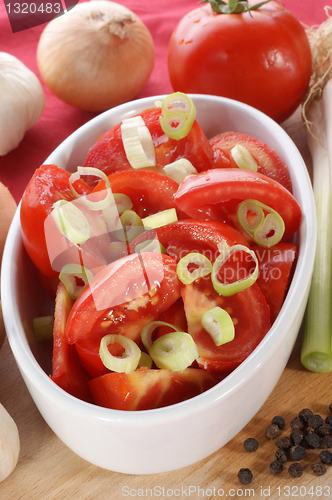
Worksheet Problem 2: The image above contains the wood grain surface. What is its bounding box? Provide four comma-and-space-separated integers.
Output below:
1, 108, 331, 500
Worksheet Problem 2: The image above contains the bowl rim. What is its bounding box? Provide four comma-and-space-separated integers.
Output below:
2, 94, 316, 423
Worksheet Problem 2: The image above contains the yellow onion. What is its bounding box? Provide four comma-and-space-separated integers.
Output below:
36, 1, 155, 112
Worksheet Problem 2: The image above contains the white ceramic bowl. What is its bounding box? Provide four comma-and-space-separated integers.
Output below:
1, 95, 316, 474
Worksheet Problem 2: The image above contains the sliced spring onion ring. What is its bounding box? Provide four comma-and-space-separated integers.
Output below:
177, 252, 212, 285
121, 115, 156, 169
159, 92, 196, 140
201, 307, 235, 347
135, 239, 165, 255
211, 241, 259, 296
104, 241, 127, 262
51, 199, 90, 245
163, 158, 198, 184
102, 194, 133, 232
69, 166, 113, 211
237, 199, 285, 247
254, 212, 285, 247
99, 334, 141, 373
149, 331, 198, 371
141, 321, 181, 351
138, 351, 153, 369
161, 91, 194, 116
237, 199, 265, 233
115, 210, 144, 242
59, 263, 93, 299
231, 144, 258, 171
142, 208, 178, 229
32, 315, 54, 342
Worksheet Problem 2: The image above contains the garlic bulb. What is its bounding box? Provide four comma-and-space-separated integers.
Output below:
0, 403, 20, 482
0, 53, 45, 156
36, 1, 155, 112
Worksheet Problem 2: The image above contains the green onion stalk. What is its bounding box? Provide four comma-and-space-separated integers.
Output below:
301, 9, 332, 372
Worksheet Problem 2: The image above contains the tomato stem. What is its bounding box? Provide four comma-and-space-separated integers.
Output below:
199, 0, 283, 15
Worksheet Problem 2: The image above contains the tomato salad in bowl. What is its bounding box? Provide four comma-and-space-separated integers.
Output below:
2, 93, 315, 473
20, 93, 302, 410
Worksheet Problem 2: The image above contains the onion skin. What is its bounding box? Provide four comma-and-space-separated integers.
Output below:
36, 1, 155, 112
0, 183, 17, 350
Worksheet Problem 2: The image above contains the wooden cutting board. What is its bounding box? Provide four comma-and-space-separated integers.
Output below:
1, 109, 331, 500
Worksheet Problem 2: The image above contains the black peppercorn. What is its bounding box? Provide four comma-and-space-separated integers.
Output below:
306, 425, 316, 435
319, 449, 332, 465
288, 462, 303, 478
307, 414, 324, 430
321, 436, 332, 449
265, 424, 281, 439
289, 445, 306, 461
270, 460, 283, 474
329, 403, 332, 414
311, 462, 326, 476
275, 449, 287, 464
290, 430, 304, 446
317, 423, 332, 437
305, 433, 321, 449
325, 415, 332, 427
238, 468, 253, 485
271, 415, 285, 430
290, 416, 304, 431
275, 436, 292, 451
243, 437, 259, 453
299, 408, 313, 423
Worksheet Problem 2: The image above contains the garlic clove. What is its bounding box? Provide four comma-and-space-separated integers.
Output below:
0, 403, 20, 482
0, 53, 45, 156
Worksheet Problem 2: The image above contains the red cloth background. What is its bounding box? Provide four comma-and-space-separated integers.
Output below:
0, 0, 328, 203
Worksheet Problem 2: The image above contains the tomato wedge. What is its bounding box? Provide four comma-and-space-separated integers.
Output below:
82, 107, 213, 183
20, 164, 105, 279
174, 169, 302, 242
130, 219, 249, 263
88, 367, 218, 410
182, 276, 271, 375
252, 242, 298, 324
65, 252, 182, 345
209, 132, 293, 192
94, 170, 185, 219
51, 283, 92, 402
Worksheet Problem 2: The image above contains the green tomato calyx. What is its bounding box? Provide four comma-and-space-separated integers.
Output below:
200, 0, 282, 15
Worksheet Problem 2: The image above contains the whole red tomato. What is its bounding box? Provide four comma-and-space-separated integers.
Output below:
167, 0, 312, 123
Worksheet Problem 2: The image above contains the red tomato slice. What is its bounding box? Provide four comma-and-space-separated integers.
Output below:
252, 242, 297, 324
20, 164, 105, 279
130, 219, 249, 263
82, 107, 213, 183
65, 252, 182, 345
209, 132, 293, 192
174, 169, 302, 242
51, 282, 92, 402
94, 170, 185, 219
88, 367, 218, 410
182, 277, 271, 375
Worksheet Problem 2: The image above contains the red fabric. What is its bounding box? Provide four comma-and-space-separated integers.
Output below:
0, 0, 327, 203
